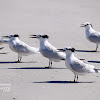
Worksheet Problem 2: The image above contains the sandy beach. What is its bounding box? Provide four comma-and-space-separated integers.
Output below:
0, 0, 100, 100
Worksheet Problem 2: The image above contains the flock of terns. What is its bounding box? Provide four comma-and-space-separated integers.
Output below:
0, 22, 100, 83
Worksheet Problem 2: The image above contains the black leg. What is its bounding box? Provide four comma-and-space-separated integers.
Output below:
74, 74, 76, 83
45, 60, 52, 68
19, 56, 22, 62
49, 60, 52, 68
51, 61, 52, 67
73, 74, 78, 83
76, 75, 78, 82
49, 60, 51, 67
96, 44, 98, 52
17, 54, 22, 62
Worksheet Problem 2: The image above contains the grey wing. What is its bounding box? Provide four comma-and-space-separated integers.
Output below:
89, 32, 100, 43
70, 60, 89, 73
41, 48, 57, 58
41, 48, 65, 60
15, 42, 30, 53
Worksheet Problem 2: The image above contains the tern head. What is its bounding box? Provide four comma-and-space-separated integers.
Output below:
58, 47, 75, 54
80, 22, 93, 28
30, 34, 49, 41
2, 34, 19, 39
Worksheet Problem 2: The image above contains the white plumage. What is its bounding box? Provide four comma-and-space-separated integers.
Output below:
81, 22, 100, 51
30, 34, 66, 68
3, 34, 39, 62
58, 47, 100, 82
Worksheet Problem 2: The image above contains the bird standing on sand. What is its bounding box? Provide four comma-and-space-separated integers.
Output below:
81, 22, 100, 52
3, 34, 39, 62
58, 47, 100, 82
30, 34, 66, 68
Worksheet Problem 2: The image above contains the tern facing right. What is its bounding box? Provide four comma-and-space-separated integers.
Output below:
81, 22, 100, 52
58, 47, 100, 82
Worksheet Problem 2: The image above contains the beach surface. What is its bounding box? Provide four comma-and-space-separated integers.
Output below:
0, 0, 100, 100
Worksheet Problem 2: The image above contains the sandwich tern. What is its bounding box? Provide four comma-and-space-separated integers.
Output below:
58, 47, 100, 82
30, 34, 66, 68
3, 34, 39, 62
81, 22, 100, 51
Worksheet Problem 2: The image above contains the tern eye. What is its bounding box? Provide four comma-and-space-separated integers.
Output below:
42, 36, 45, 38
71, 48, 75, 52
39, 35, 42, 37
85, 24, 88, 26
65, 48, 68, 50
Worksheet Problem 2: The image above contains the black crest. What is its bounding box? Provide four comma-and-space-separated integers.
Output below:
42, 35, 49, 38
70, 48, 75, 52
90, 24, 93, 28
14, 34, 19, 37
85, 23, 93, 28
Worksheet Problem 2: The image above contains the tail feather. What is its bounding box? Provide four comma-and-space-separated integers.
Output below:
0, 47, 4, 50
94, 69, 100, 73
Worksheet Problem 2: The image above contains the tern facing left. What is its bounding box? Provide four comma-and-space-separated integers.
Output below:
3, 34, 39, 62
81, 22, 100, 52
58, 47, 100, 82
30, 34, 66, 68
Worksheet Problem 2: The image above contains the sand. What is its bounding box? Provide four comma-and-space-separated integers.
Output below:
0, 0, 100, 100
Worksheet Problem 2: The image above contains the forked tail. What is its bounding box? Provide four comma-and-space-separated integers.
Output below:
94, 69, 100, 73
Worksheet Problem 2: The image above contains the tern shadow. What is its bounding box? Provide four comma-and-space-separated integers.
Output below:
0, 61, 37, 64
8, 67, 46, 69
76, 50, 98, 53
0, 61, 18, 64
0, 52, 8, 54
33, 81, 94, 84
8, 67, 67, 69
88, 61, 100, 63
